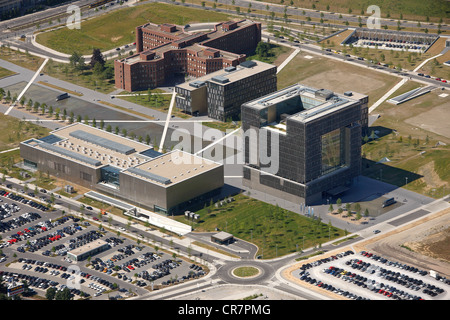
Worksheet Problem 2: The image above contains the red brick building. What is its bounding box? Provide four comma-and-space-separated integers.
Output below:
114, 20, 261, 92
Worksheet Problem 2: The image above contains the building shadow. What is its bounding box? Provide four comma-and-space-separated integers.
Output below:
312, 158, 424, 207
362, 158, 423, 188
363, 126, 393, 143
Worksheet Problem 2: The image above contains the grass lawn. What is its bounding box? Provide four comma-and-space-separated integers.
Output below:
362, 86, 450, 198
0, 47, 45, 71
0, 113, 50, 152
261, 0, 449, 23
117, 90, 188, 118
178, 194, 346, 259
0, 66, 16, 79
43, 59, 116, 94
247, 43, 293, 66
78, 196, 124, 216
35, 2, 232, 55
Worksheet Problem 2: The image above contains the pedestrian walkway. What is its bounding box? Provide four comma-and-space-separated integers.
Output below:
158, 90, 177, 152
5, 58, 48, 115
277, 48, 301, 74
368, 78, 408, 113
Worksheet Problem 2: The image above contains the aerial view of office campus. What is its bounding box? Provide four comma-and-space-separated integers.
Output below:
0, 0, 449, 309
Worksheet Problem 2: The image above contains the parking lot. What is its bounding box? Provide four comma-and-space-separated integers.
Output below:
294, 250, 450, 300
0, 187, 207, 300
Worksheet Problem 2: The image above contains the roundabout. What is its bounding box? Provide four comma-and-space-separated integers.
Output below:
231, 266, 262, 279
217, 261, 276, 284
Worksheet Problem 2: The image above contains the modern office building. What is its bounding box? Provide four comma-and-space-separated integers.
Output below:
114, 19, 261, 91
175, 60, 277, 121
241, 84, 369, 205
20, 123, 224, 215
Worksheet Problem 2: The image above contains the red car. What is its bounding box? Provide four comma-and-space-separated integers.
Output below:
435, 78, 441, 81
93, 217, 99, 221
128, 265, 135, 270
442, 79, 447, 83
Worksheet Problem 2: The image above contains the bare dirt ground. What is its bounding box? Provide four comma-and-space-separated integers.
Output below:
363, 208, 450, 278
405, 103, 450, 139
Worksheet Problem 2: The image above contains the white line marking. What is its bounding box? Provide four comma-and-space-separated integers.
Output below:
368, 78, 408, 113
5, 58, 49, 116
195, 127, 241, 156
0, 147, 20, 154
277, 48, 300, 74
159, 90, 177, 152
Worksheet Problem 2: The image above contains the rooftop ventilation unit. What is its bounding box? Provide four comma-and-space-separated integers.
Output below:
211, 75, 229, 84
39, 142, 102, 167
224, 66, 236, 72
240, 60, 257, 68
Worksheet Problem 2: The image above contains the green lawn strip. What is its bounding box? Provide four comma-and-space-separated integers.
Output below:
176, 194, 345, 259
35, 2, 231, 55
0, 66, 16, 79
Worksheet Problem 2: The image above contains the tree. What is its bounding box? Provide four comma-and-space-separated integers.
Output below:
69, 51, 86, 73
33, 101, 40, 113
46, 287, 56, 300
93, 62, 105, 79
90, 48, 105, 69
55, 287, 72, 300
255, 41, 271, 58
354, 203, 361, 215
328, 203, 334, 213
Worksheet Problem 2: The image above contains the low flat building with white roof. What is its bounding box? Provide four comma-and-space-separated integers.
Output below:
67, 239, 110, 262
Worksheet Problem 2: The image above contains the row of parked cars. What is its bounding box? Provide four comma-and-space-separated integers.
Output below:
0, 200, 21, 218
417, 73, 447, 83
0, 211, 41, 235
359, 251, 428, 276
299, 250, 355, 270
356, 251, 446, 297
16, 257, 118, 294
324, 265, 424, 300
300, 268, 368, 300
0, 189, 49, 212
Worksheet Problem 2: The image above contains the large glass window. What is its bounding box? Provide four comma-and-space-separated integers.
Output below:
101, 166, 121, 187
321, 128, 345, 175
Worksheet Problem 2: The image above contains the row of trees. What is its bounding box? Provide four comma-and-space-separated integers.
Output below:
328, 198, 369, 220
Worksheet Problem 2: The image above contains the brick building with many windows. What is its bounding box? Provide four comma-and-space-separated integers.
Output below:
114, 19, 261, 92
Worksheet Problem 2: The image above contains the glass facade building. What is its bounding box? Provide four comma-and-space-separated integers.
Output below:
241, 84, 369, 205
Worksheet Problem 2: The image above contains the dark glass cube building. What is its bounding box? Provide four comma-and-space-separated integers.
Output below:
241, 84, 368, 205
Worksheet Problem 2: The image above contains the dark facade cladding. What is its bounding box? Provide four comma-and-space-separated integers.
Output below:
175, 61, 277, 121
19, 124, 224, 215
241, 84, 368, 205
114, 20, 261, 92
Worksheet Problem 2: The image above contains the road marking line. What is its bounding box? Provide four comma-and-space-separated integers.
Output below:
158, 90, 177, 152
195, 127, 241, 156
5, 58, 49, 116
